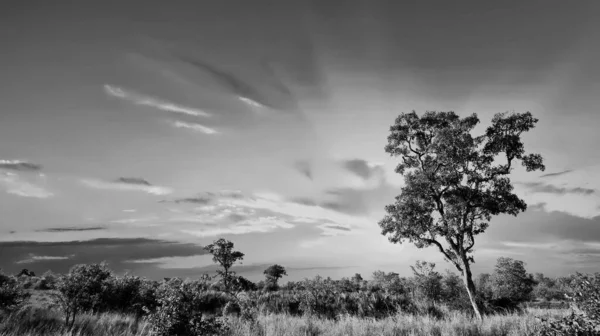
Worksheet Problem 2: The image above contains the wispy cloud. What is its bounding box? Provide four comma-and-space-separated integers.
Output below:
341, 159, 384, 180
516, 166, 600, 218
293, 160, 313, 180
16, 254, 74, 264
540, 170, 573, 178
520, 182, 596, 195
81, 178, 172, 195
168, 120, 219, 135
36, 227, 105, 233
178, 57, 273, 110
0, 172, 53, 198
104, 84, 210, 117
0, 160, 43, 172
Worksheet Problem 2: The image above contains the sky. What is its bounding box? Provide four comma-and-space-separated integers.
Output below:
1, 0, 600, 281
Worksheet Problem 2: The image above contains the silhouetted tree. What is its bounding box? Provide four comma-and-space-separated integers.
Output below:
263, 264, 287, 289
204, 238, 245, 293
379, 111, 545, 320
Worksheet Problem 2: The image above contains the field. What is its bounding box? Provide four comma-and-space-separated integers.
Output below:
0, 290, 570, 336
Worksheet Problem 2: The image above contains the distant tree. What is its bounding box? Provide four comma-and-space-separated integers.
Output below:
17, 269, 35, 277
370, 271, 407, 294
379, 111, 545, 319
491, 257, 536, 304
204, 238, 245, 293
263, 264, 287, 290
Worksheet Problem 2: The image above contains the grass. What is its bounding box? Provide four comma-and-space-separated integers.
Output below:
0, 290, 570, 336
0, 307, 568, 336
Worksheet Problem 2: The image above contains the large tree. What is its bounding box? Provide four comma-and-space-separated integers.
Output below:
204, 238, 245, 293
379, 111, 544, 320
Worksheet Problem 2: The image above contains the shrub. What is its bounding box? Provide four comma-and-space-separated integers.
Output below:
537, 273, 600, 335
0, 271, 30, 313
54, 263, 113, 327
145, 280, 230, 336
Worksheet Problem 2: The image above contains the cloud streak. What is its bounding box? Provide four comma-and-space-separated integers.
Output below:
169, 120, 219, 135
36, 227, 106, 233
177, 58, 273, 110
520, 182, 596, 195
104, 84, 210, 117
81, 178, 172, 195
0, 160, 43, 172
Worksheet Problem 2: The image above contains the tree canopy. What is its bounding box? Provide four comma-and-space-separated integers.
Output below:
379, 111, 545, 319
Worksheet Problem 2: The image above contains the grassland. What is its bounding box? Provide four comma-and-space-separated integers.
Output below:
0, 291, 569, 336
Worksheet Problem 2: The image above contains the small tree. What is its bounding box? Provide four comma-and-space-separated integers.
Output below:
263, 264, 287, 290
410, 261, 443, 303
54, 263, 112, 328
204, 238, 245, 293
379, 111, 545, 320
491, 257, 535, 304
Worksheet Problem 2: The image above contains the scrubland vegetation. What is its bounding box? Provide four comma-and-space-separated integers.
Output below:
0, 240, 598, 335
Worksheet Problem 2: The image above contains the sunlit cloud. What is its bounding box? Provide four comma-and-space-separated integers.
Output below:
104, 84, 211, 117
0, 172, 53, 198
169, 120, 219, 135
16, 254, 74, 264
80, 178, 172, 195
238, 96, 266, 109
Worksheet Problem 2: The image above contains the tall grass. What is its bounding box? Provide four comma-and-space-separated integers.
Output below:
0, 307, 567, 336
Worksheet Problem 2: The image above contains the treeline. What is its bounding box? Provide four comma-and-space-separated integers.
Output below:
0, 238, 598, 336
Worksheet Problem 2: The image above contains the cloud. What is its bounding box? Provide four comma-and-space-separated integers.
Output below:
520, 182, 596, 195
540, 170, 573, 178
293, 160, 313, 180
36, 227, 106, 233
0, 173, 53, 198
341, 159, 384, 180
169, 120, 219, 135
81, 178, 172, 195
116, 177, 152, 186
0, 238, 208, 276
165, 190, 244, 205
0, 160, 42, 172
177, 57, 274, 110
16, 254, 73, 264
515, 166, 600, 218
104, 84, 210, 117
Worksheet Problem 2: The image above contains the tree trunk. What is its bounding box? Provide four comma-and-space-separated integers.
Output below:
461, 261, 483, 321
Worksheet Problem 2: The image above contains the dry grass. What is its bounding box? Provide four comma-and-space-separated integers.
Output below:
227, 308, 569, 336
0, 306, 568, 336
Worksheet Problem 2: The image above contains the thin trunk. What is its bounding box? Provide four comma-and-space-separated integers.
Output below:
461, 261, 483, 321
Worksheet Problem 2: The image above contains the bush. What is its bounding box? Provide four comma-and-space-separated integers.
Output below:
145, 280, 230, 336
0, 271, 30, 313
54, 263, 113, 327
537, 273, 600, 335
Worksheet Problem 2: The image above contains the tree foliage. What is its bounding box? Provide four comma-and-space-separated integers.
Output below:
379, 110, 544, 319
54, 263, 113, 327
263, 264, 287, 290
0, 270, 30, 313
204, 238, 245, 293
491, 257, 536, 304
